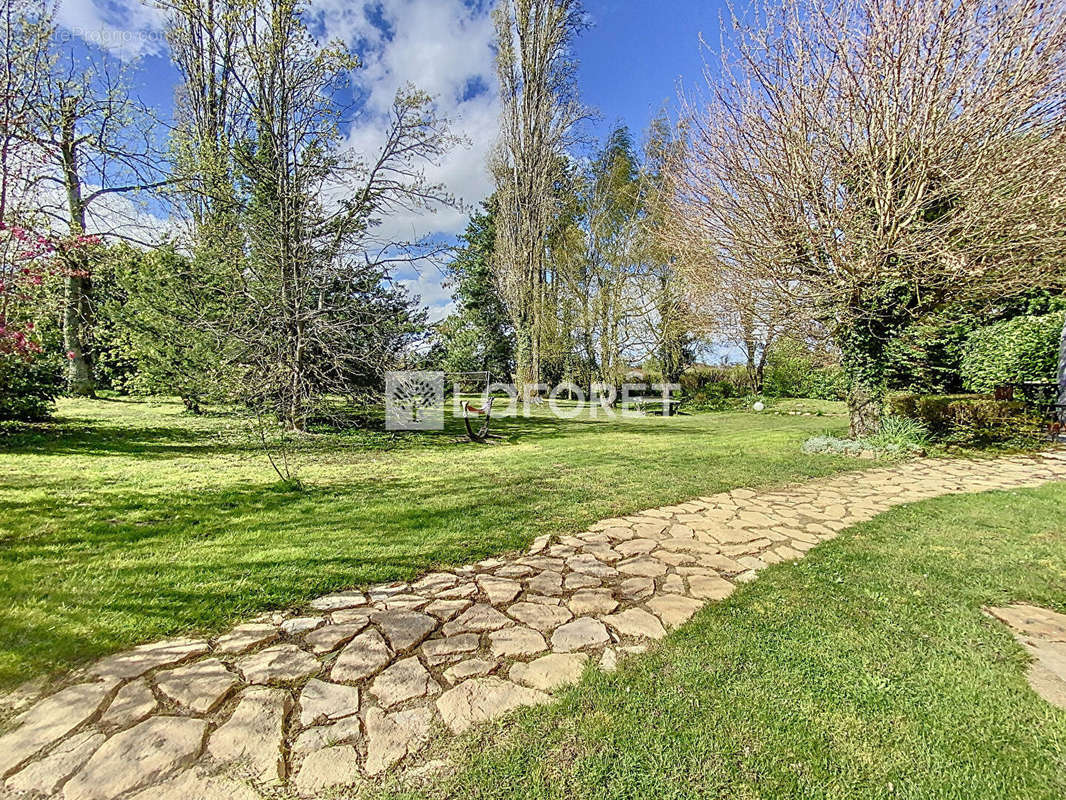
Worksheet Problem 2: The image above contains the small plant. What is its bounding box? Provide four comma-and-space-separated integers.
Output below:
801, 434, 871, 457
869, 415, 930, 453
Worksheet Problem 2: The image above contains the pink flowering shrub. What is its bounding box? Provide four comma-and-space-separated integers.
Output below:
0, 222, 99, 420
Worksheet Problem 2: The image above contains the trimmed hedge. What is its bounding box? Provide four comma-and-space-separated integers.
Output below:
961, 312, 1064, 392
886, 393, 1044, 447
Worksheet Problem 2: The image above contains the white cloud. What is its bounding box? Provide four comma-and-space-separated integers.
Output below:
335, 0, 498, 241
329, 0, 499, 316
55, 0, 167, 60
400, 269, 457, 322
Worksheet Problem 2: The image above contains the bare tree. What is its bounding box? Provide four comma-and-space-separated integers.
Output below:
163, 0, 458, 431
491, 0, 588, 395
669, 0, 1066, 434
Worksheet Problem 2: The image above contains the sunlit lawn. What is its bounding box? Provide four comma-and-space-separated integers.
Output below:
0, 395, 854, 689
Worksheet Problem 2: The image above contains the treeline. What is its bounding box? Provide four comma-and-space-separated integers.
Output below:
428, 121, 691, 391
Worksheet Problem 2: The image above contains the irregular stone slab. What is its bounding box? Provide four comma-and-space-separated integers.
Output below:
280, 616, 324, 636
0, 682, 113, 777
126, 767, 262, 800
330, 608, 371, 625
495, 563, 535, 578
616, 558, 668, 578
526, 571, 563, 596
293, 745, 361, 796
364, 706, 434, 775
510, 653, 588, 692
599, 648, 618, 672
565, 555, 617, 579
412, 572, 459, 593
422, 634, 480, 666
568, 590, 618, 616
507, 602, 572, 632
304, 621, 367, 654
5, 730, 103, 796
603, 608, 667, 640
298, 679, 360, 727
215, 623, 278, 655
331, 629, 392, 684
443, 658, 497, 685
738, 555, 769, 571
156, 658, 239, 714
371, 609, 438, 652
615, 539, 658, 557
425, 599, 472, 621
370, 656, 441, 709
550, 618, 610, 652
99, 679, 157, 729
64, 716, 208, 800
477, 576, 522, 606
647, 594, 704, 628
987, 605, 1066, 642
696, 554, 746, 573
239, 644, 320, 684
377, 593, 430, 611
435, 583, 478, 600
687, 574, 736, 601
309, 592, 365, 611
207, 686, 291, 783
563, 572, 601, 590
442, 603, 513, 636
88, 638, 210, 682
488, 626, 548, 658
291, 715, 363, 753
1027, 661, 1066, 709
662, 573, 686, 593
436, 677, 551, 734
618, 577, 655, 601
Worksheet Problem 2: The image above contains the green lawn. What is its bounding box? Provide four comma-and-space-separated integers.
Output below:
405, 484, 1066, 800
0, 396, 854, 689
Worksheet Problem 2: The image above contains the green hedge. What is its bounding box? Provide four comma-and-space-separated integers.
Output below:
0, 352, 62, 422
886, 393, 1044, 447
961, 312, 1064, 392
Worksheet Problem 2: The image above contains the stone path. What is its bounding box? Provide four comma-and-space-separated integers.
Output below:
3, 451, 1066, 799
985, 604, 1066, 709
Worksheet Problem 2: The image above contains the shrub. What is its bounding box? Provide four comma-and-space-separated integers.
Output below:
0, 352, 63, 422
763, 341, 848, 400
868, 415, 930, 452
887, 393, 1044, 447
960, 312, 1064, 393
802, 435, 870, 457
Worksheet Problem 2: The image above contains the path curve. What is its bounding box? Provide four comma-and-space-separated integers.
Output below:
3, 450, 1066, 799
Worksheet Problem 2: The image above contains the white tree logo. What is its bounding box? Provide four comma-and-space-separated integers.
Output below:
386, 371, 444, 430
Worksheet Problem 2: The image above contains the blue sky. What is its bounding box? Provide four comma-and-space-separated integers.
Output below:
54, 0, 730, 319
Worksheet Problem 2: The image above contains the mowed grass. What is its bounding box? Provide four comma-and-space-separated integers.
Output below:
405, 484, 1066, 800
0, 396, 854, 689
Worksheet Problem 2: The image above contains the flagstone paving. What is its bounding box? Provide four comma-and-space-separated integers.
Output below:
3, 451, 1066, 798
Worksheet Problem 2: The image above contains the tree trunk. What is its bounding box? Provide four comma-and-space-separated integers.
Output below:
63, 272, 94, 396
1058, 313, 1066, 425
848, 380, 883, 438
60, 96, 94, 397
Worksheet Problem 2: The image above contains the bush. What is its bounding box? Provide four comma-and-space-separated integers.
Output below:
0, 352, 63, 421
763, 341, 848, 400
887, 393, 1044, 447
868, 415, 930, 452
960, 312, 1064, 393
